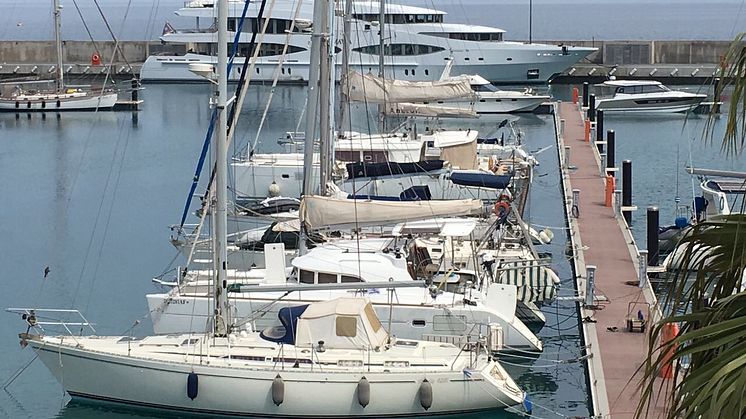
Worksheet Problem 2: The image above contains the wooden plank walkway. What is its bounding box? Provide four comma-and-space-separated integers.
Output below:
557, 102, 666, 418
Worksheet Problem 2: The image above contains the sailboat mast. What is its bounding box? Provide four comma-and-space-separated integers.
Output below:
336, 0, 353, 133
53, 0, 64, 92
318, 0, 332, 191
378, 0, 385, 78
214, 0, 230, 336
378, 0, 386, 131
302, 0, 326, 198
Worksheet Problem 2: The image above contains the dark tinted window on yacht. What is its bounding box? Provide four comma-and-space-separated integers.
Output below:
318, 272, 338, 284
229, 18, 304, 34
235, 43, 305, 57
352, 13, 443, 24
341, 275, 362, 283
421, 32, 503, 42
299, 269, 315, 284
353, 44, 445, 56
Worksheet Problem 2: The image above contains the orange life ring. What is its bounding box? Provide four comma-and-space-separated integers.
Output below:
498, 194, 511, 203
494, 201, 511, 217
91, 53, 101, 66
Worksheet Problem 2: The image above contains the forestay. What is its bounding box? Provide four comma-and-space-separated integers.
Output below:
346, 71, 475, 103
300, 195, 484, 230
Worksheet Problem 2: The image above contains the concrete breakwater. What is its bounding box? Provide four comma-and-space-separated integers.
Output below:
0, 39, 737, 82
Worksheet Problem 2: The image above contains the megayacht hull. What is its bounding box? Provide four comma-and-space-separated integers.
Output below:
141, 51, 588, 85
31, 339, 523, 416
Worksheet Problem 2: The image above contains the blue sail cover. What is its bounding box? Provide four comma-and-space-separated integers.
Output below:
346, 160, 445, 179
260, 304, 309, 345
347, 186, 432, 201
450, 171, 511, 190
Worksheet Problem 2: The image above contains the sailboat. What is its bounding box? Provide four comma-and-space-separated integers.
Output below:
0, 0, 118, 112
10, 0, 527, 415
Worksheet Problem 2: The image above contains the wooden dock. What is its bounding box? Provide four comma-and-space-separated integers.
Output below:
555, 102, 666, 418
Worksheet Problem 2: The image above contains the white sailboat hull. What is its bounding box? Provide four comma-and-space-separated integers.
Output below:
427, 94, 549, 114
0, 92, 118, 111
147, 287, 543, 351
31, 338, 523, 416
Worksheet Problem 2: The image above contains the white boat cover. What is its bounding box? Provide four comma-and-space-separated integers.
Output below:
300, 195, 483, 230
384, 102, 477, 118
295, 298, 389, 350
392, 218, 477, 237
346, 71, 475, 103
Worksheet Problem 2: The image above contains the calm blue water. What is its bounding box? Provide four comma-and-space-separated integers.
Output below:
0, 81, 741, 418
1, 0, 745, 41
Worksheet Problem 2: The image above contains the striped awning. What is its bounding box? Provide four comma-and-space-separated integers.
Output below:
496, 261, 560, 303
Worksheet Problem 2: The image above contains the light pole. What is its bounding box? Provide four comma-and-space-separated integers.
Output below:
529, 0, 533, 44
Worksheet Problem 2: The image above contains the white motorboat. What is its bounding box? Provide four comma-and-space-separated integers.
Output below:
141, 0, 594, 84
0, 0, 117, 112
420, 75, 550, 114
16, 298, 526, 416
594, 80, 707, 113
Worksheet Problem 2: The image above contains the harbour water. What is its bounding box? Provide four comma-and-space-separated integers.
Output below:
0, 81, 742, 418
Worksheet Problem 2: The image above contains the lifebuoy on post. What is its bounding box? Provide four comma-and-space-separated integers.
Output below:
494, 201, 511, 218
91, 53, 102, 66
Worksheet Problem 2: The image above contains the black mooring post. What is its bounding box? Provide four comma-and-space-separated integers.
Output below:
622, 160, 632, 225
131, 79, 139, 102
582, 81, 589, 108
713, 77, 721, 114
596, 110, 604, 143
588, 94, 596, 122
606, 130, 615, 170
647, 206, 660, 266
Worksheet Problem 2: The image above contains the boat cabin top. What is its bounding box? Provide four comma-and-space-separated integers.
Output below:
597, 80, 672, 95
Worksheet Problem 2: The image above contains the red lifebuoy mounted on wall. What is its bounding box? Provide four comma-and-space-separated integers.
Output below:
91, 53, 101, 66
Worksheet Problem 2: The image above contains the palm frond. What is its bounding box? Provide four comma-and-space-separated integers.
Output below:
705, 33, 746, 157
636, 215, 746, 419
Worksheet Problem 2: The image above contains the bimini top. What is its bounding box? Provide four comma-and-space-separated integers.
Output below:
294, 298, 389, 350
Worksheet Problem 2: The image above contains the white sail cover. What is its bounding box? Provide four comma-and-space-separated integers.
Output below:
300, 195, 484, 230
384, 102, 477, 118
295, 298, 389, 350
346, 71, 475, 103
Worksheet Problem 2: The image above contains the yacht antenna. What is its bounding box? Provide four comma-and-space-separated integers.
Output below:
53, 0, 64, 92
213, 0, 231, 336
